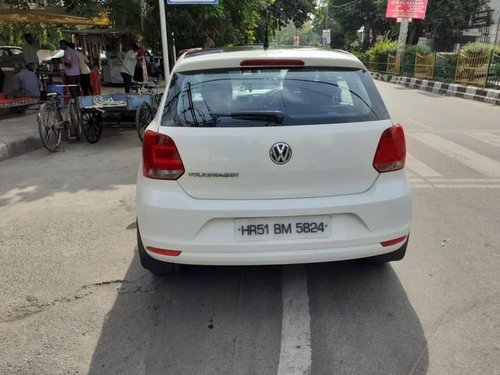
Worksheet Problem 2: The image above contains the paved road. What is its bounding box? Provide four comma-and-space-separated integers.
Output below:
0, 82, 499, 375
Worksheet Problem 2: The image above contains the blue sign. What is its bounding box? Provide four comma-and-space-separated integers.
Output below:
167, 0, 218, 4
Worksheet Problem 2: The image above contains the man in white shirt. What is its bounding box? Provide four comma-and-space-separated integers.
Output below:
120, 44, 140, 93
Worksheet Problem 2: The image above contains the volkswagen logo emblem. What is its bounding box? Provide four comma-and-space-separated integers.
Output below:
270, 142, 292, 165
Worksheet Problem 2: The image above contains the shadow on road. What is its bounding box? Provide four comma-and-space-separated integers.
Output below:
0, 128, 140, 207
89, 254, 427, 375
308, 261, 428, 375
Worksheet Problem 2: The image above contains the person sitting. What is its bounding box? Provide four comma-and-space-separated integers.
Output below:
9, 63, 41, 99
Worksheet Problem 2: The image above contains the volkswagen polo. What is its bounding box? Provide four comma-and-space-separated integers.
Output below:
136, 47, 411, 275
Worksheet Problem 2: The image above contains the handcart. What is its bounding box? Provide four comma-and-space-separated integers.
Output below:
77, 91, 159, 143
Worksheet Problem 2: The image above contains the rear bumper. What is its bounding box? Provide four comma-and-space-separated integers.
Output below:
136, 170, 411, 266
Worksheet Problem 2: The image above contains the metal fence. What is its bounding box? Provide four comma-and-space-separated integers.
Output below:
366, 49, 500, 89
455, 51, 490, 87
414, 53, 435, 80
486, 53, 500, 89
434, 53, 458, 83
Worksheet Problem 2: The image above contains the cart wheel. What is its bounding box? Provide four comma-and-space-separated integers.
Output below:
82, 112, 103, 144
38, 103, 62, 152
135, 102, 155, 142
68, 100, 82, 140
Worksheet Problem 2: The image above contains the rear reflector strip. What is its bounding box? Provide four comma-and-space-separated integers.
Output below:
147, 247, 182, 257
380, 236, 407, 247
240, 59, 305, 67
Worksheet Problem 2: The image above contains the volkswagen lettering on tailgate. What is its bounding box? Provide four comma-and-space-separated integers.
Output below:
136, 46, 411, 275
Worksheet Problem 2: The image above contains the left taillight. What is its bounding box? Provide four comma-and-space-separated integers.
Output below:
142, 130, 185, 180
373, 124, 406, 173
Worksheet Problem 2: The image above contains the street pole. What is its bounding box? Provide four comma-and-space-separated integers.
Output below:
494, 12, 500, 46
159, 0, 170, 81
396, 17, 409, 74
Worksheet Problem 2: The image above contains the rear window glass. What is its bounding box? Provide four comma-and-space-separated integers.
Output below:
161, 68, 390, 127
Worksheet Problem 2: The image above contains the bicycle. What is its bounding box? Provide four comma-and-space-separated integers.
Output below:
131, 79, 163, 141
37, 91, 81, 152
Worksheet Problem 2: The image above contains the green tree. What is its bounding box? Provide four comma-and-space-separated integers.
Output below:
313, 0, 394, 50
424, 0, 488, 51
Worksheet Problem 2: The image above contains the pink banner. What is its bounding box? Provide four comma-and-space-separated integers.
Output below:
386, 0, 428, 20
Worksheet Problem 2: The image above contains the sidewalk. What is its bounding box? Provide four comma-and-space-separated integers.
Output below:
0, 109, 40, 162
0, 85, 131, 163
371, 72, 500, 106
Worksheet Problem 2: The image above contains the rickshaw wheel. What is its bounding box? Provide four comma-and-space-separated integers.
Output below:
82, 112, 103, 144
68, 100, 82, 141
136, 102, 155, 142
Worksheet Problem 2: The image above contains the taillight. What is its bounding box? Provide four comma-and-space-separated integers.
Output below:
143, 130, 185, 180
373, 124, 406, 173
147, 247, 182, 256
381, 236, 407, 247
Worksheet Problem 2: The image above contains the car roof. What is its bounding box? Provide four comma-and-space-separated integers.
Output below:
174, 47, 365, 73
0, 46, 22, 49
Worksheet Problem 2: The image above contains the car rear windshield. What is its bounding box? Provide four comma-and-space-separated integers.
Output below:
161, 67, 390, 127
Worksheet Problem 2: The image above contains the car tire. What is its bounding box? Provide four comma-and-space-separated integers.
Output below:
365, 235, 409, 264
137, 226, 177, 276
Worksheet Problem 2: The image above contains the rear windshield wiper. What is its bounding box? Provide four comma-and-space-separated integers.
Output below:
211, 110, 285, 125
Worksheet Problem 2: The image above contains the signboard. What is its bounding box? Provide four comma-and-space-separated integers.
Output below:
386, 0, 428, 20
471, 9, 493, 28
167, 0, 218, 4
322, 29, 331, 46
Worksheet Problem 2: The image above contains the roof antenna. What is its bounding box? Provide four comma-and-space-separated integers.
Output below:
264, 7, 269, 50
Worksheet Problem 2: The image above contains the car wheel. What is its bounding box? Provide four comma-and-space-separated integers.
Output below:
137, 226, 177, 276
365, 235, 409, 264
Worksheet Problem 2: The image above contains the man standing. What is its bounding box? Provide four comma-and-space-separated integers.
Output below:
22, 33, 39, 66
70, 43, 93, 96
10, 63, 41, 99
59, 40, 80, 98
120, 44, 140, 93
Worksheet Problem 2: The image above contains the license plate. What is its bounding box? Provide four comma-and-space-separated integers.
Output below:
234, 215, 331, 242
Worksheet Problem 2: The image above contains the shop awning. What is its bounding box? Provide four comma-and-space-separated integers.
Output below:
0, 7, 111, 26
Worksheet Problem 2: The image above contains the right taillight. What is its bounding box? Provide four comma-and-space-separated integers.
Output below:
143, 130, 185, 180
373, 124, 406, 173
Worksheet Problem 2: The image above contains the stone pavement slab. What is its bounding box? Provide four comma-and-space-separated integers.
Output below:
0, 109, 40, 162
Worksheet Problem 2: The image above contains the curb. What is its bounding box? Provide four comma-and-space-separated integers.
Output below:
371, 72, 500, 106
0, 136, 42, 163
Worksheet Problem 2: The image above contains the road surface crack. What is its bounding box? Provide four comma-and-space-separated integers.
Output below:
1, 274, 152, 323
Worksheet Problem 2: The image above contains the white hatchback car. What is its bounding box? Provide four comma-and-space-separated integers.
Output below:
136, 47, 411, 275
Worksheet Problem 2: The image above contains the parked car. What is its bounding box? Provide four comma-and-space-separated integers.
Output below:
0, 46, 24, 69
136, 47, 412, 275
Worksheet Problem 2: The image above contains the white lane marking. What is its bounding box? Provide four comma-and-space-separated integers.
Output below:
411, 184, 500, 189
406, 154, 442, 177
278, 265, 312, 375
425, 178, 500, 183
410, 132, 500, 178
408, 177, 427, 184
460, 131, 500, 149
433, 184, 500, 189
406, 118, 433, 130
